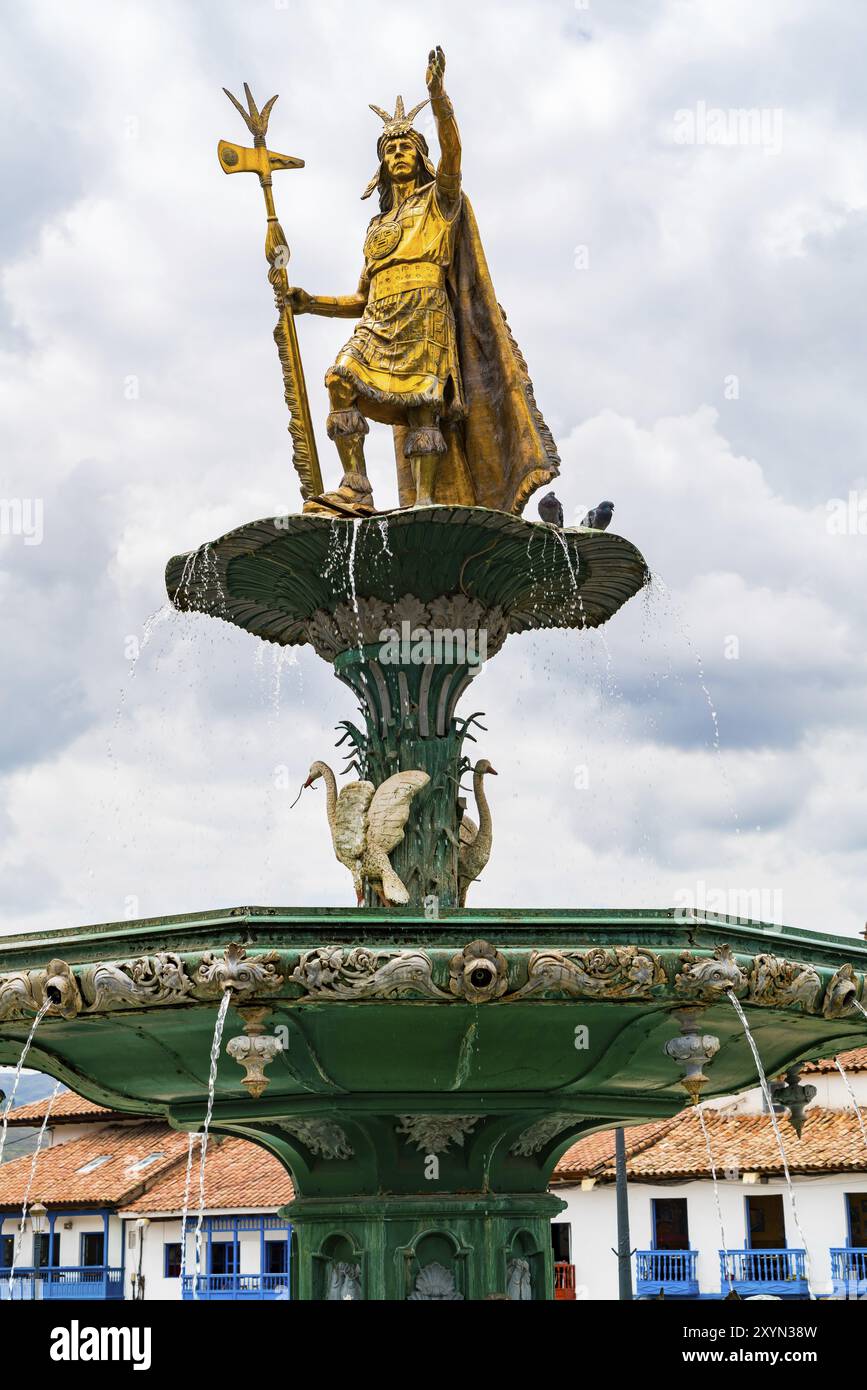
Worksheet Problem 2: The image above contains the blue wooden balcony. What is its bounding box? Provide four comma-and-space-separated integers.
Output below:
830, 1247, 867, 1298
0, 1266, 124, 1300
720, 1249, 807, 1298
182, 1271, 290, 1300
635, 1249, 699, 1297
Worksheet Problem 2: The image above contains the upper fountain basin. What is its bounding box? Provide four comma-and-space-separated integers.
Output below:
165, 506, 650, 651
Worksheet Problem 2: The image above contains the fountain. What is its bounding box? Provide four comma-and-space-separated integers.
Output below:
2, 57, 867, 1302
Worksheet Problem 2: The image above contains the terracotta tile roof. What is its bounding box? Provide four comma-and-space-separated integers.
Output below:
0, 1123, 190, 1209
554, 1119, 678, 1180
553, 1108, 867, 1183
803, 1047, 867, 1074
121, 1136, 294, 1214
4, 1092, 117, 1126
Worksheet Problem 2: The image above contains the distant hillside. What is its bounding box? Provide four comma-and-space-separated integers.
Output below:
1, 1070, 68, 1164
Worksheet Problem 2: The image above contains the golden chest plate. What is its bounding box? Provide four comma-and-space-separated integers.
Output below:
364, 221, 403, 262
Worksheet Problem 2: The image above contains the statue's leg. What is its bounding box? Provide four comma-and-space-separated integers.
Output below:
322, 374, 374, 509
405, 405, 447, 508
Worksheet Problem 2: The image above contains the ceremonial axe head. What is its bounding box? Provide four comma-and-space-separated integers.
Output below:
218, 83, 304, 185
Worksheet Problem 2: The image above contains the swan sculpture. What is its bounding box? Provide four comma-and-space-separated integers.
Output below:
458, 759, 497, 906
298, 761, 429, 906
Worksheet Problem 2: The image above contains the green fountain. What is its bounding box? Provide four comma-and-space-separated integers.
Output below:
2, 60, 866, 1301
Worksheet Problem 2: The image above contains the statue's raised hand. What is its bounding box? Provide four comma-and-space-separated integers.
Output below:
426, 46, 446, 99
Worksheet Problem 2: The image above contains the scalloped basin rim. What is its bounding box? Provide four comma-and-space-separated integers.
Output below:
164, 505, 651, 646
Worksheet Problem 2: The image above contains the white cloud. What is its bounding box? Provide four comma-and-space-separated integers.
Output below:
2, 0, 866, 942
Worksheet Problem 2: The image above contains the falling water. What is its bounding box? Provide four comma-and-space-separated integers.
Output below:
375, 516, 393, 566
9, 1080, 63, 1282
550, 526, 580, 596
650, 575, 740, 838
0, 1001, 52, 1167
833, 1057, 867, 1152
192, 990, 232, 1299
853, 1000, 867, 1024
697, 1105, 734, 1293
346, 519, 365, 660
178, 1130, 199, 1287
727, 990, 814, 1294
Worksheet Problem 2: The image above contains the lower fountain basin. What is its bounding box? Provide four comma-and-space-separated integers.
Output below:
1, 907, 864, 1137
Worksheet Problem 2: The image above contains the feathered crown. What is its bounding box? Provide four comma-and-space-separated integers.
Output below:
369, 94, 430, 140
361, 94, 435, 201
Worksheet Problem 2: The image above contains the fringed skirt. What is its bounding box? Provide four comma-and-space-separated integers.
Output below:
327, 286, 466, 425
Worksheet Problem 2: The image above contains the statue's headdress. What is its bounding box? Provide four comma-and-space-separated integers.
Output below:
362, 95, 436, 204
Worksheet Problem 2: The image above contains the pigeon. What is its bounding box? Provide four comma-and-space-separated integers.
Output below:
581, 500, 614, 531
537, 491, 564, 527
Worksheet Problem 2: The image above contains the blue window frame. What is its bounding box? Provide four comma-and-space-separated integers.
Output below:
80, 1231, 105, 1267
34, 1232, 60, 1268
164, 1241, 183, 1277
845, 1193, 867, 1246
745, 1194, 786, 1250
264, 1239, 288, 1275
0, 1235, 14, 1268
651, 1198, 690, 1250
209, 1240, 238, 1275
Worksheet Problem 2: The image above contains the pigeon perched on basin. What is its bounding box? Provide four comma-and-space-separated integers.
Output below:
537, 492, 564, 527
581, 500, 614, 530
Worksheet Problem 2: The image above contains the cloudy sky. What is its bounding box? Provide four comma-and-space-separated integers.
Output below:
1, 0, 865, 942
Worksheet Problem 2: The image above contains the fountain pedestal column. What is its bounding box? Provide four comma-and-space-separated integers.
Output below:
284, 1191, 563, 1301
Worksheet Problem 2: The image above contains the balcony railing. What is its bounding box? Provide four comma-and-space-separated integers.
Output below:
554, 1262, 576, 1300
182, 1271, 291, 1300
0, 1266, 124, 1300
635, 1250, 699, 1298
830, 1247, 867, 1298
720, 1249, 807, 1297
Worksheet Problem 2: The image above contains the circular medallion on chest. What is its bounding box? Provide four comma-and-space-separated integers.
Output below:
364, 221, 403, 262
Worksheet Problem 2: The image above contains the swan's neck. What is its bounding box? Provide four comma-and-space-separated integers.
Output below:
321, 765, 338, 835
474, 771, 493, 836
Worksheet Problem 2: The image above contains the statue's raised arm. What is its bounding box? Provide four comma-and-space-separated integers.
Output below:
426, 46, 461, 216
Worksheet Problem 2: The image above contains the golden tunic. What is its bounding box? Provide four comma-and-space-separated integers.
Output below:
328, 183, 465, 424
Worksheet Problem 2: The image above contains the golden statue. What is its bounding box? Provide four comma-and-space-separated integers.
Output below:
220, 50, 559, 516
289, 47, 559, 515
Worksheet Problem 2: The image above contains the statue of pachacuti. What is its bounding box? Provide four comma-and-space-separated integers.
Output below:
285, 47, 560, 516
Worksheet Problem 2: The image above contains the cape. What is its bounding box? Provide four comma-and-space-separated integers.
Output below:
391, 195, 560, 513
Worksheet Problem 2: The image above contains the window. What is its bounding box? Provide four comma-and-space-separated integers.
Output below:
551, 1223, 571, 1262
846, 1193, 867, 1246
0, 1235, 14, 1269
80, 1232, 105, 1267
34, 1233, 60, 1269
653, 1198, 690, 1250
264, 1239, 288, 1275
164, 1242, 182, 1278
746, 1194, 786, 1250
76, 1155, 112, 1174
209, 1241, 237, 1275
128, 1152, 165, 1172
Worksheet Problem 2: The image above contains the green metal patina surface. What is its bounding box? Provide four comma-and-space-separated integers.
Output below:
164, 507, 650, 642
165, 508, 650, 913
1, 907, 864, 1121
2, 504, 856, 1297
2, 908, 864, 1297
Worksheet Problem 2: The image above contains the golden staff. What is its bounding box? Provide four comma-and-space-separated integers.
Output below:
218, 83, 323, 502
